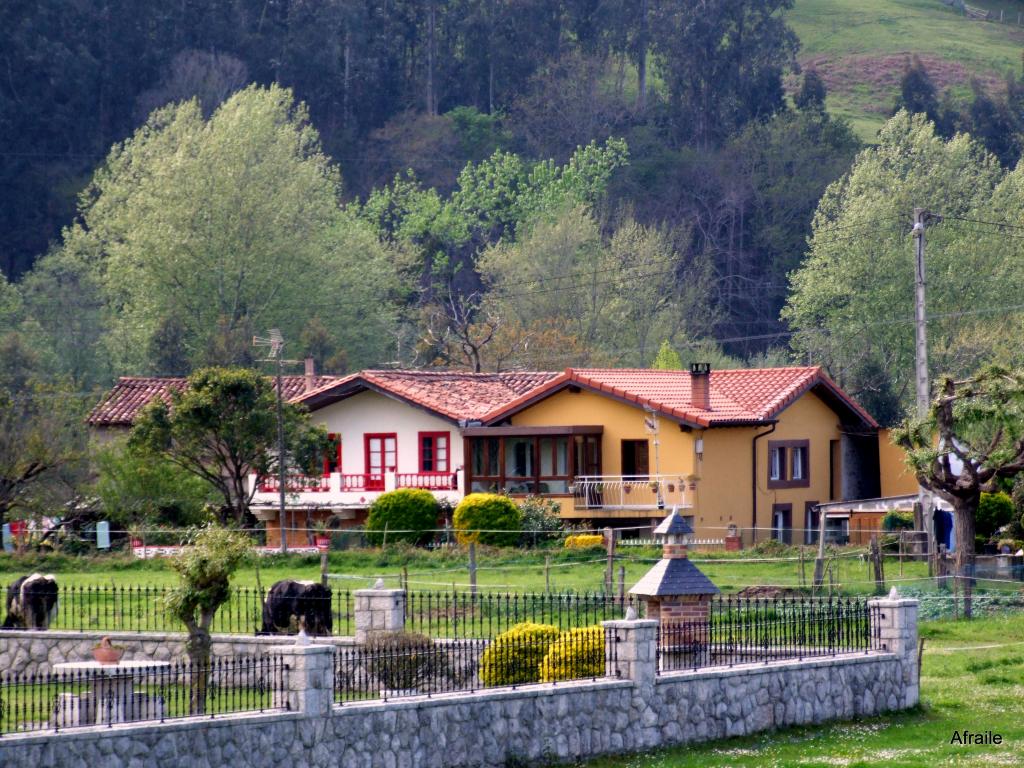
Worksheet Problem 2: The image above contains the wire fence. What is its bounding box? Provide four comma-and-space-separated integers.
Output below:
656, 596, 877, 674
5, 585, 354, 637
404, 591, 644, 638
0, 655, 290, 735
334, 627, 616, 703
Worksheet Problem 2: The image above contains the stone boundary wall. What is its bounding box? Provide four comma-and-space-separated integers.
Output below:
0, 629, 357, 672
0, 650, 909, 768
0, 596, 919, 768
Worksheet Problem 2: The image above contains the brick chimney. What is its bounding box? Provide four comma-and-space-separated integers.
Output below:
690, 362, 711, 411
304, 357, 316, 393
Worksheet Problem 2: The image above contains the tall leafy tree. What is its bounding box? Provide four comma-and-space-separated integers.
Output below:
784, 111, 1008, 423
44, 84, 402, 373
129, 367, 330, 526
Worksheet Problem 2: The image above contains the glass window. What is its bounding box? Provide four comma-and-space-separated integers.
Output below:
420, 432, 449, 473
769, 447, 784, 481
505, 437, 534, 478
539, 437, 569, 476
471, 438, 499, 477
792, 446, 806, 480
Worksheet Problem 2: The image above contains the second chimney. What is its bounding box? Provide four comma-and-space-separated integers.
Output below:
304, 356, 316, 392
690, 362, 711, 410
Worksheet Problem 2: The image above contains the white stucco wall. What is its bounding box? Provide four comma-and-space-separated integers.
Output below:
311, 390, 463, 476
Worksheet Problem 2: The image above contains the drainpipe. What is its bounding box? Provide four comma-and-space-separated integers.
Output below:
751, 423, 777, 545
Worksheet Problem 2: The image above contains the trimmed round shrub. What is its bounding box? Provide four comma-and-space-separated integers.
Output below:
881, 510, 915, 532
478, 622, 559, 686
364, 631, 438, 690
564, 533, 604, 550
366, 489, 441, 546
453, 493, 521, 547
539, 626, 605, 682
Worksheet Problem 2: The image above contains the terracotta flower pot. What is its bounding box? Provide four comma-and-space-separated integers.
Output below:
92, 637, 124, 665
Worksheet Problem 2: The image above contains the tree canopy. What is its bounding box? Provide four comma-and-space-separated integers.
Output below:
48, 84, 403, 373
130, 367, 330, 526
784, 111, 1013, 424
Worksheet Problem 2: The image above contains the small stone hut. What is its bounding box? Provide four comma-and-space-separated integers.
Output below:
629, 509, 719, 626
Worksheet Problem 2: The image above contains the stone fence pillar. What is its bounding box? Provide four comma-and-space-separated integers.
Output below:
270, 644, 334, 717
354, 585, 406, 643
601, 619, 658, 687
868, 590, 919, 707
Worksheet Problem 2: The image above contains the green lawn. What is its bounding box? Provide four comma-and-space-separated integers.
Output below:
787, 0, 1024, 140
0, 545, 943, 595
579, 613, 1024, 768
2, 545, 1020, 636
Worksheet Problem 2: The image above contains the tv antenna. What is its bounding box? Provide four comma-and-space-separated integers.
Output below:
253, 329, 291, 554
643, 406, 664, 510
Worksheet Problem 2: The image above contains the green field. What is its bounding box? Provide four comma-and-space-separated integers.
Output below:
1, 545, 1020, 635
581, 613, 1024, 768
787, 0, 1024, 140
0, 545, 944, 595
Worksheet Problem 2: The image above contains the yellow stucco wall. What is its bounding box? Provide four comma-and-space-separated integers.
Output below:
878, 428, 918, 497
509, 388, 696, 519
508, 385, 848, 539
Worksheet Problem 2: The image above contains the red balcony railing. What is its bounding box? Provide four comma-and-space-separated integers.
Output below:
396, 472, 458, 491
258, 475, 330, 493
339, 473, 384, 492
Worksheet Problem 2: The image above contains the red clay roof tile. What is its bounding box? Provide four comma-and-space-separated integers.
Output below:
294, 370, 561, 422
483, 367, 878, 428
86, 375, 345, 426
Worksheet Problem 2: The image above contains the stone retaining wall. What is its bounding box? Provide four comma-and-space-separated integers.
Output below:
0, 595, 920, 768
0, 629, 356, 672
0, 652, 908, 768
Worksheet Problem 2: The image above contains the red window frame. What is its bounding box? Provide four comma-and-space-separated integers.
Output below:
322, 433, 342, 476
364, 433, 397, 473
418, 431, 450, 473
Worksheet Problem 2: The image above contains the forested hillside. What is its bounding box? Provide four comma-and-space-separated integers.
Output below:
3, 0, 1024, 425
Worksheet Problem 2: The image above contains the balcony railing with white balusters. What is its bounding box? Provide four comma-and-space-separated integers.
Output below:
251, 471, 459, 504
572, 475, 692, 511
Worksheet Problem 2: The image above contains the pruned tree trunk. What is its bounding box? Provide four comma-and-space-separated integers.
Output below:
185, 616, 214, 715
951, 496, 977, 619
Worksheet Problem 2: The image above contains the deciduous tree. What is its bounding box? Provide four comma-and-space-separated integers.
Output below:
129, 367, 330, 526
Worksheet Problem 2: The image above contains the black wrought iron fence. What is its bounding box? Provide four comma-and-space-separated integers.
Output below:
0, 655, 290, 735
2, 585, 353, 637
334, 626, 616, 702
656, 596, 878, 674
405, 591, 642, 638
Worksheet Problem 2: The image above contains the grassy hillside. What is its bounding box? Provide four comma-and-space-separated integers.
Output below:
788, 0, 1024, 139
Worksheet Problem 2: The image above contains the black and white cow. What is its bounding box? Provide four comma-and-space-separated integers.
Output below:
260, 580, 332, 636
2, 573, 59, 629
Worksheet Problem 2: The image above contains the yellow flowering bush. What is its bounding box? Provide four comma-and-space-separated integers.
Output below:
478, 622, 559, 686
538, 626, 605, 682
564, 534, 604, 549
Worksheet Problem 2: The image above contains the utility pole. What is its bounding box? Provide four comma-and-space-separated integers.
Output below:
254, 329, 289, 554
912, 208, 936, 557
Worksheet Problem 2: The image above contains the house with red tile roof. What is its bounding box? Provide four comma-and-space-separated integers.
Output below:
89, 367, 559, 548
88, 363, 883, 547
466, 364, 881, 545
